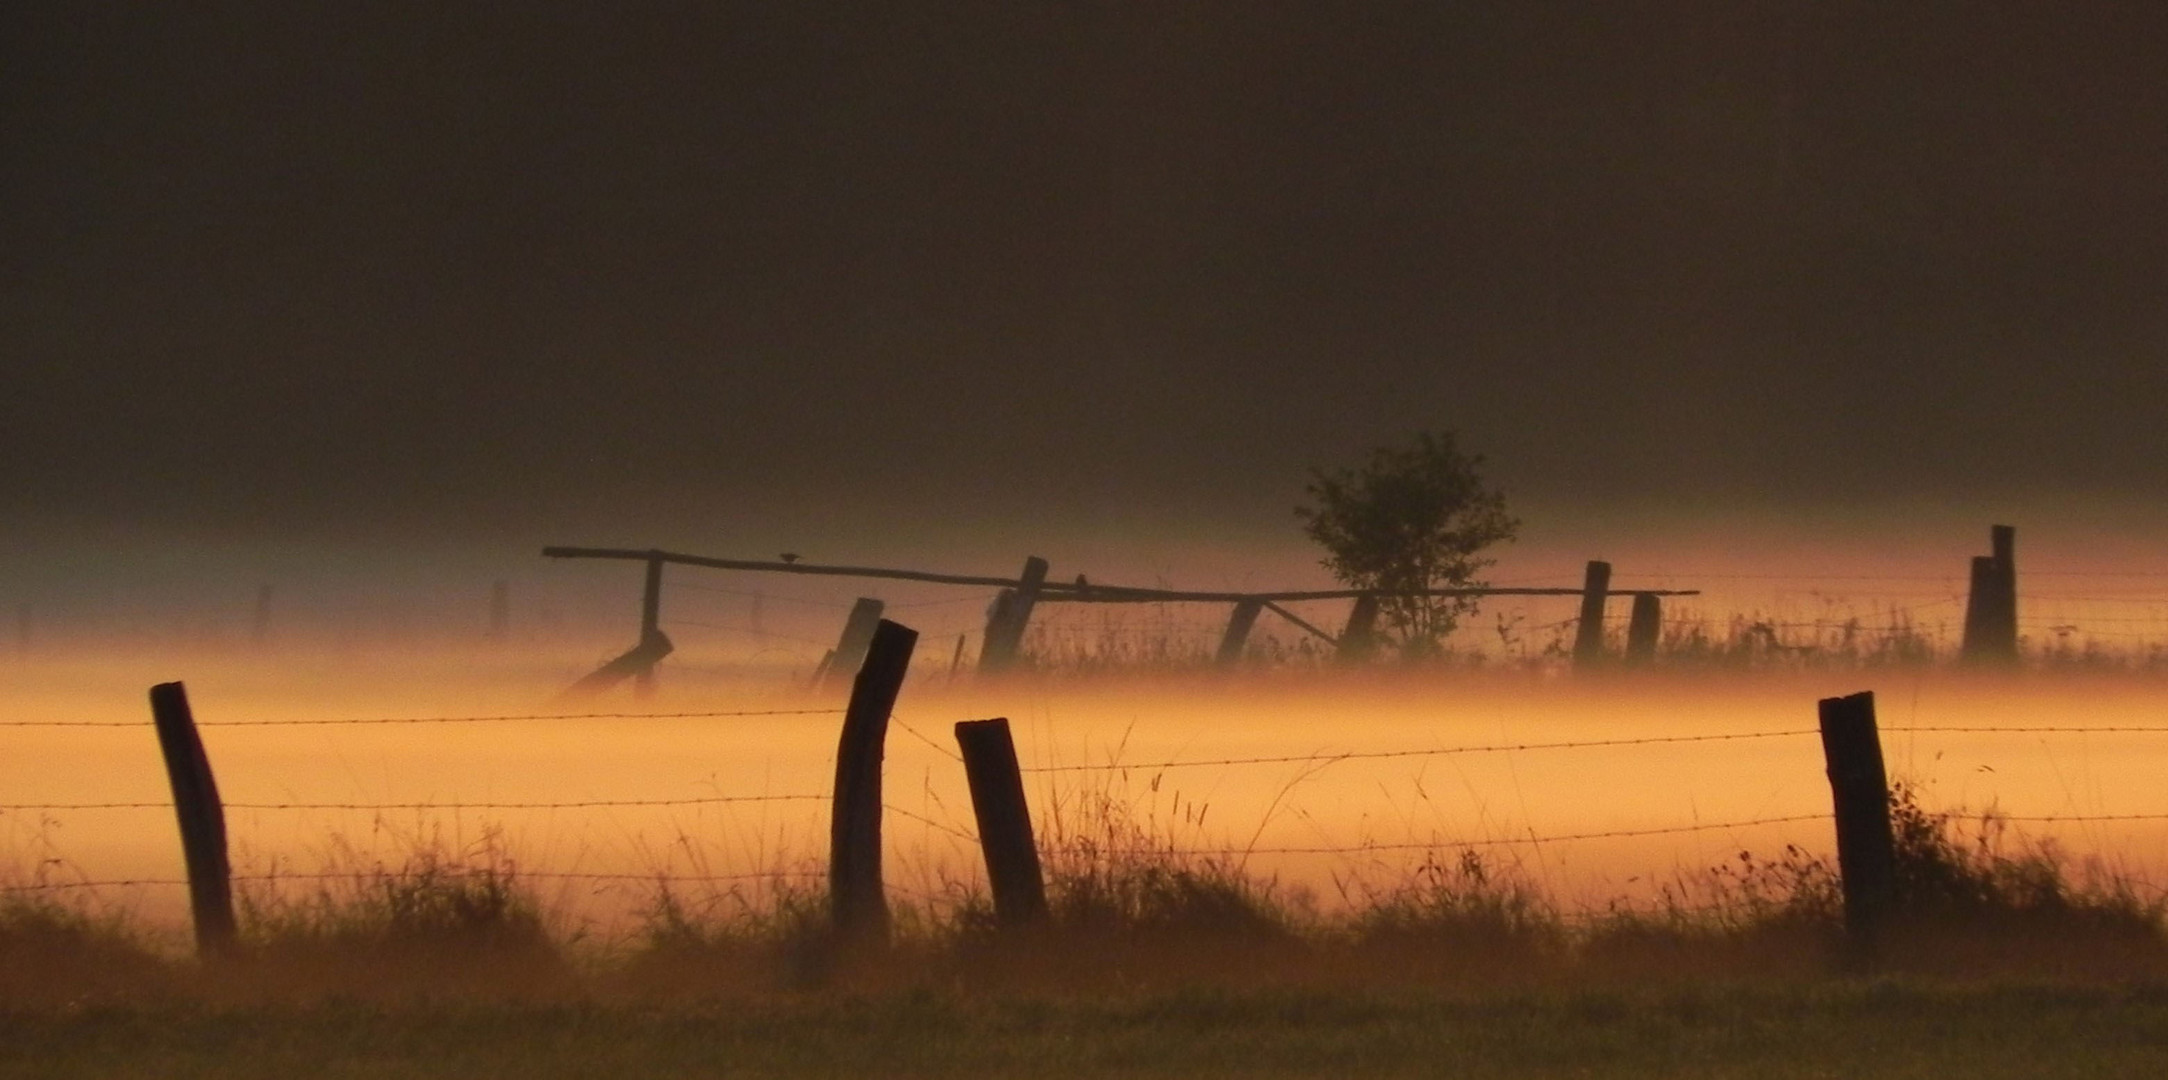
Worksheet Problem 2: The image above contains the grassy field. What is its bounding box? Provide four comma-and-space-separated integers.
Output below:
5, 982, 2168, 1079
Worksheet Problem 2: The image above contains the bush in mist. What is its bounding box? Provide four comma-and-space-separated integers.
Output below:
1296, 430, 1518, 658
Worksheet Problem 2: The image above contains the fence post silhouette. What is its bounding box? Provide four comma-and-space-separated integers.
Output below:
148, 682, 237, 958
1572, 561, 1612, 669
1216, 599, 1265, 667
1624, 593, 1662, 665
1818, 690, 1896, 956
822, 598, 887, 688
830, 619, 917, 945
954, 717, 1047, 926
978, 556, 1047, 673
1336, 593, 1380, 662
1961, 525, 2018, 665
634, 555, 665, 696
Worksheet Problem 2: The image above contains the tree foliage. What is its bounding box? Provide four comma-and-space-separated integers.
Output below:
1295, 431, 1519, 656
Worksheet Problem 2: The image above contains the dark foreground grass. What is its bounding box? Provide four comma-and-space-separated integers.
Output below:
5, 982, 2168, 1079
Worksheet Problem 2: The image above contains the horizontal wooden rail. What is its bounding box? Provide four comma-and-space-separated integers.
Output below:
542, 547, 1699, 603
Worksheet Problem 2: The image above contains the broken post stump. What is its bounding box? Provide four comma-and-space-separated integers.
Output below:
954, 717, 1047, 926
1572, 560, 1612, 669
1961, 525, 2019, 665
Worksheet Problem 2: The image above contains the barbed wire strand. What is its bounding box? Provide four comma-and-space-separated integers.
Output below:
1024, 729, 1818, 774
1100, 813, 1829, 856
0, 793, 828, 812
0, 707, 837, 729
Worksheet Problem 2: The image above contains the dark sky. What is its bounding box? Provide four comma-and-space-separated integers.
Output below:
7, 3, 2166, 543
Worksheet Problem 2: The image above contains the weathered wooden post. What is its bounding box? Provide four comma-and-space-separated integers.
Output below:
1960, 525, 2019, 665
1215, 598, 1265, 668
954, 717, 1048, 926
1818, 690, 1896, 956
1624, 593, 1662, 665
488, 579, 511, 641
831, 619, 917, 945
633, 554, 665, 695
1335, 593, 1380, 663
821, 598, 887, 688
978, 556, 1047, 673
148, 682, 238, 959
1572, 560, 1612, 669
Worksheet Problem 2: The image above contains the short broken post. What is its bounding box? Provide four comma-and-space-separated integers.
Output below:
1818, 690, 1897, 958
1624, 593, 1662, 665
821, 597, 887, 689
1572, 560, 1612, 669
149, 682, 238, 959
831, 619, 918, 945
954, 717, 1048, 926
1215, 598, 1265, 668
1960, 525, 2019, 665
978, 556, 1047, 673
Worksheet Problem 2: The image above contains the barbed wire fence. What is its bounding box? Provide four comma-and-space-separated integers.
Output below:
11, 699, 2168, 918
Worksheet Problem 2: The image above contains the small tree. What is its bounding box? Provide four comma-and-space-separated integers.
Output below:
1296, 431, 1519, 657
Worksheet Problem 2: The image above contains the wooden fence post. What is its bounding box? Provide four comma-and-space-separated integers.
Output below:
148, 682, 238, 959
635, 554, 665, 696
1216, 598, 1264, 668
1818, 690, 1896, 955
822, 598, 887, 688
978, 556, 1047, 673
1572, 561, 1612, 669
1960, 526, 2019, 665
831, 619, 918, 944
1335, 593, 1380, 663
954, 717, 1047, 926
1624, 593, 1662, 665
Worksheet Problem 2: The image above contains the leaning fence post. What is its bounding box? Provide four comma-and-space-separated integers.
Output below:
635, 554, 665, 696
1572, 560, 1612, 669
1624, 593, 1662, 665
1335, 593, 1380, 663
830, 619, 917, 945
1818, 690, 1896, 956
978, 556, 1047, 673
954, 717, 1048, 926
822, 598, 887, 688
1215, 598, 1265, 668
148, 682, 238, 958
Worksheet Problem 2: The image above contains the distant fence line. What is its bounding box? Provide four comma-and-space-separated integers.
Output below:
543, 545, 1702, 694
